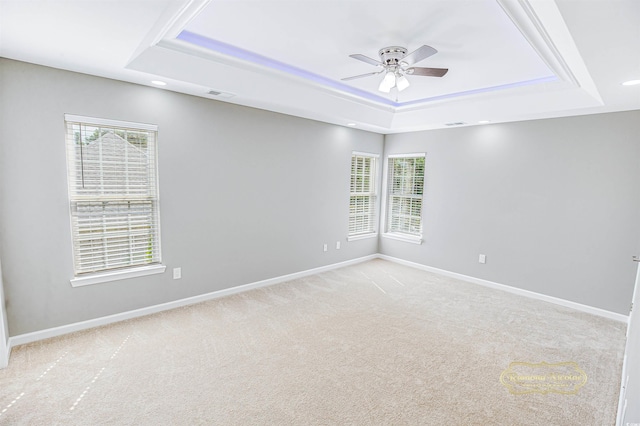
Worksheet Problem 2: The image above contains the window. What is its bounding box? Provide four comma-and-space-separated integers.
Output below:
349, 152, 378, 239
65, 115, 163, 285
385, 154, 425, 243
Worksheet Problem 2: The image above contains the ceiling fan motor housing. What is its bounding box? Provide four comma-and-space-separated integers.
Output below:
378, 46, 408, 67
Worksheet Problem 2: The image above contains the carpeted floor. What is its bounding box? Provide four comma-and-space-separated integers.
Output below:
0, 259, 627, 425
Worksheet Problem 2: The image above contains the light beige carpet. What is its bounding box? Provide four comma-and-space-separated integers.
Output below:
0, 259, 626, 425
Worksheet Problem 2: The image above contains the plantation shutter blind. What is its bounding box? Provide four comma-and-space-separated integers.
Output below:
65, 115, 161, 275
349, 153, 377, 236
387, 154, 425, 236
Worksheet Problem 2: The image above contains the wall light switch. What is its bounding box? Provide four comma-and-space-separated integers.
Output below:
323, 244, 328, 252
336, 241, 341, 250
479, 254, 486, 264
173, 267, 182, 279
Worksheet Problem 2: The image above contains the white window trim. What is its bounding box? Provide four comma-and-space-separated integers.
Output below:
352, 151, 380, 158
380, 153, 426, 244
64, 114, 158, 131
70, 264, 166, 287
348, 151, 380, 239
387, 152, 425, 159
64, 114, 164, 284
347, 232, 378, 242
382, 232, 423, 245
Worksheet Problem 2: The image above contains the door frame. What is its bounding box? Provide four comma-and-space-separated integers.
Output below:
0, 258, 8, 369
616, 259, 640, 425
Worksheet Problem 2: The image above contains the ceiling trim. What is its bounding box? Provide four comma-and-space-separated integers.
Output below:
153, 37, 398, 113
175, 30, 398, 107
128, 0, 212, 67
395, 75, 559, 110
498, 0, 602, 104
123, 0, 609, 133
132, 0, 579, 111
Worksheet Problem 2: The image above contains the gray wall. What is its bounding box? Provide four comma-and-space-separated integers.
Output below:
1, 57, 639, 338
382, 112, 640, 315
0, 59, 383, 335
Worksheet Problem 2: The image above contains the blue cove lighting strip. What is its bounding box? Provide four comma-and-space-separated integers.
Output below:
177, 30, 397, 106
177, 30, 558, 109
399, 75, 559, 107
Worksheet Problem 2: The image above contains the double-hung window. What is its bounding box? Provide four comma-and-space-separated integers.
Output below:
384, 153, 426, 243
348, 152, 378, 239
64, 115, 164, 286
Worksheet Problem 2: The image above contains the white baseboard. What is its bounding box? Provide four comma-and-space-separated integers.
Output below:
4, 251, 628, 367
7, 254, 378, 352
378, 254, 629, 323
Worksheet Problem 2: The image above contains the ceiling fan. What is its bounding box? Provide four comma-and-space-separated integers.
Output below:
342, 45, 448, 93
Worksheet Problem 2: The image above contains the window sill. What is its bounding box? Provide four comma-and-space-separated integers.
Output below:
382, 233, 423, 245
347, 233, 378, 242
70, 264, 166, 287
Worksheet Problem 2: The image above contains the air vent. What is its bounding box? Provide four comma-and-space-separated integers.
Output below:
445, 121, 467, 127
206, 90, 235, 99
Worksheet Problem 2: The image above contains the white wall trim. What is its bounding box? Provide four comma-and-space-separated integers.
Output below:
7, 254, 378, 352
5, 251, 628, 367
381, 233, 423, 245
64, 114, 158, 131
0, 336, 7, 370
378, 254, 629, 323
70, 264, 167, 287
0, 259, 9, 369
0, 336, 6, 369
0, 311, 6, 367
1, 343, 10, 370
347, 233, 377, 242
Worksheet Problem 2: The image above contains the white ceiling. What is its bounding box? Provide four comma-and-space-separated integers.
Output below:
1, 0, 638, 134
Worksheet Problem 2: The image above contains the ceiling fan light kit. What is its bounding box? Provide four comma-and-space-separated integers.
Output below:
379, 71, 397, 93
343, 45, 448, 94
396, 74, 410, 91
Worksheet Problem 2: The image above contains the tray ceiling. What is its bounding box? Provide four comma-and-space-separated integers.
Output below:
1, 0, 638, 133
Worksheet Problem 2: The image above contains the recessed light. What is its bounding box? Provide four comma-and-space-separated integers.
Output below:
151, 80, 167, 86
347, 123, 357, 127
478, 120, 491, 124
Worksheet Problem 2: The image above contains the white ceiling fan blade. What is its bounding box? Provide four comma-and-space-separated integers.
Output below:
401, 45, 438, 66
349, 54, 383, 67
341, 70, 383, 81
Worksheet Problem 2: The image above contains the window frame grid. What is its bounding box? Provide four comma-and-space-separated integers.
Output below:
382, 153, 426, 244
348, 151, 379, 240
64, 114, 165, 286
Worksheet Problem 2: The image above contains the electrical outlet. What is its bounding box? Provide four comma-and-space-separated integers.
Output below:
479, 254, 486, 264
323, 244, 328, 252
336, 241, 341, 250
173, 267, 181, 279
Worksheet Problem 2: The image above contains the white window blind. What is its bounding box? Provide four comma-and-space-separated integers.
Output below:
349, 152, 377, 237
65, 115, 161, 276
386, 154, 425, 236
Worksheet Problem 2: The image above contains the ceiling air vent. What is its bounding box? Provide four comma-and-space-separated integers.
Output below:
207, 90, 235, 98
445, 121, 466, 127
